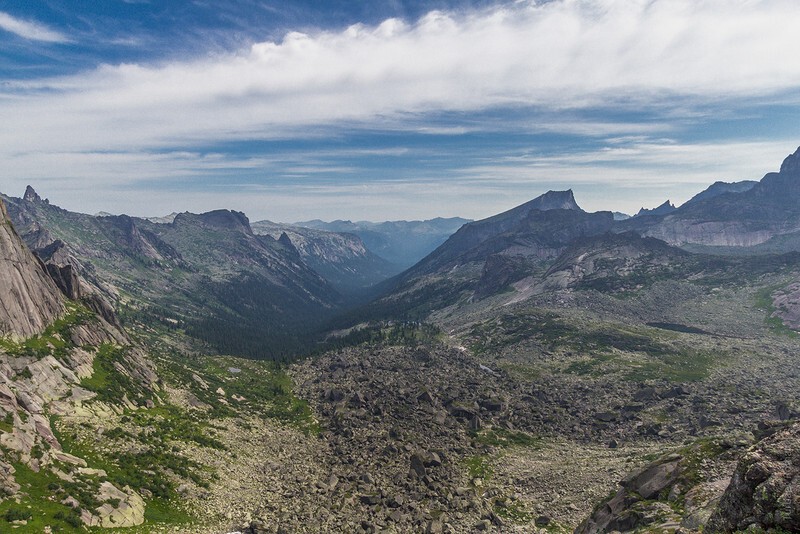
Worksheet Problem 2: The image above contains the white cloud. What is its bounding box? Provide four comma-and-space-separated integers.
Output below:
3, 0, 800, 154
0, 11, 69, 42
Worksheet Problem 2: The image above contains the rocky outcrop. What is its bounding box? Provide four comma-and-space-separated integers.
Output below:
0, 198, 64, 337
575, 453, 684, 533
707, 422, 800, 532
576, 439, 741, 534
23, 185, 45, 203
86, 482, 145, 528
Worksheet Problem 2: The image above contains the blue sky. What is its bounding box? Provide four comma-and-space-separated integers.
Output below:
3, 1, 800, 222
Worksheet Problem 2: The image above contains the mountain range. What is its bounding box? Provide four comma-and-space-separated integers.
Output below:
2, 148, 800, 532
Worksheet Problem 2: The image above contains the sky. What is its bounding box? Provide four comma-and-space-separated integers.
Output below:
2, 0, 800, 222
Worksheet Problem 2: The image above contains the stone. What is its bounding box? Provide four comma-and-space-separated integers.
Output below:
360, 494, 381, 506
426, 519, 443, 533
410, 453, 427, 478
468, 415, 482, 431
594, 412, 617, 423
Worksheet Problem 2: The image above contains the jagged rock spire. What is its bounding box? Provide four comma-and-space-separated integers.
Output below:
23, 185, 42, 203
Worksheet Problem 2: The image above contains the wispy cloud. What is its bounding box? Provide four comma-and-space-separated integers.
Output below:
0, 11, 69, 43
4, 0, 800, 152
2, 0, 800, 219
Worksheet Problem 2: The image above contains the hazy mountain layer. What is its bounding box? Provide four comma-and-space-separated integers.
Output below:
295, 216, 470, 270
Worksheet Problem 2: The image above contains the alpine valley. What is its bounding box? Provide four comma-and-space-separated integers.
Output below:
3, 148, 800, 534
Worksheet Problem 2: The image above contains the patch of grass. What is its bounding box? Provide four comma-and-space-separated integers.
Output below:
80, 343, 149, 405
493, 499, 532, 523
497, 362, 542, 380
141, 498, 193, 525
564, 353, 616, 376
564, 349, 715, 382
0, 412, 13, 433
157, 351, 319, 433
624, 350, 716, 382
469, 311, 673, 357
0, 461, 86, 532
465, 455, 493, 481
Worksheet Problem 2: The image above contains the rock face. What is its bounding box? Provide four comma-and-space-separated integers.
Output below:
707, 423, 800, 532
575, 453, 683, 534
0, 195, 158, 528
576, 440, 741, 534
0, 198, 64, 337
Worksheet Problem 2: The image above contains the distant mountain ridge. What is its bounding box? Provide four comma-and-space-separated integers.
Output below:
635, 200, 676, 217
351, 148, 800, 323
621, 146, 800, 249
400, 189, 611, 280
251, 220, 395, 292
683, 180, 758, 206
295, 216, 471, 270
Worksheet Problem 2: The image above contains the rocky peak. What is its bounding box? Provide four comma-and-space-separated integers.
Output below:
635, 200, 676, 217
277, 231, 301, 258
524, 189, 582, 212
23, 185, 43, 203
778, 145, 800, 176
755, 146, 800, 199
278, 232, 294, 248
193, 209, 253, 233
